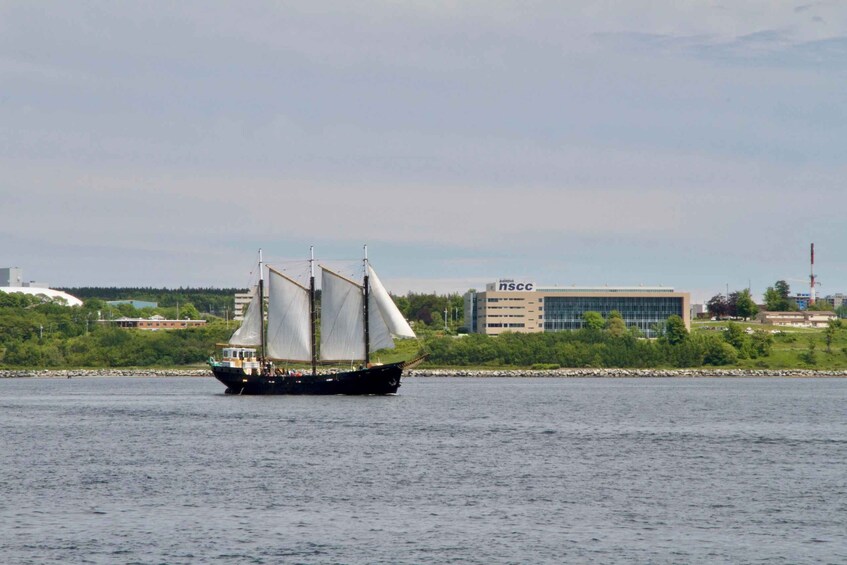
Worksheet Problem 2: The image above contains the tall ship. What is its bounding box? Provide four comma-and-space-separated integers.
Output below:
209, 247, 423, 395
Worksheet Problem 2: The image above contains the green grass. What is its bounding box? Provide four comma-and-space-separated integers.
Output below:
692, 320, 847, 370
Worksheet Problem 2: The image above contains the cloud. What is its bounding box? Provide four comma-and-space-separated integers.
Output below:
1, 1, 847, 293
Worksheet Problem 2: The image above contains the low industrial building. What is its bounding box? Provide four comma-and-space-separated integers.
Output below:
106, 300, 158, 309
757, 311, 836, 328
103, 315, 207, 330
465, 280, 690, 338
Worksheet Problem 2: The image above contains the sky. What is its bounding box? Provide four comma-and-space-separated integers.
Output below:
2, 1, 846, 302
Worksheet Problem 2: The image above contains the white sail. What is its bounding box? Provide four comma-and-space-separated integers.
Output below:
228, 285, 262, 346
266, 267, 312, 361
368, 291, 394, 353
320, 267, 365, 361
367, 265, 416, 339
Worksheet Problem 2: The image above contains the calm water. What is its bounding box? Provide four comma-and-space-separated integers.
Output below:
1, 376, 845, 564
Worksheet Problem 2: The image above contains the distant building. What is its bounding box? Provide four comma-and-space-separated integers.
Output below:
234, 290, 253, 321
691, 303, 708, 319
103, 316, 207, 330
819, 294, 847, 310
234, 286, 265, 321
789, 292, 812, 311
107, 300, 159, 309
0, 267, 23, 287
1, 266, 81, 306
464, 280, 690, 339
1, 266, 50, 288
757, 311, 836, 328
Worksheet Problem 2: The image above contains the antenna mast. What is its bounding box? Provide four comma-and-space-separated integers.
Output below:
810, 243, 816, 305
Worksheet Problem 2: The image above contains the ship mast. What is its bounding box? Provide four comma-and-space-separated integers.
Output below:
363, 244, 370, 366
258, 248, 266, 363
310, 246, 317, 376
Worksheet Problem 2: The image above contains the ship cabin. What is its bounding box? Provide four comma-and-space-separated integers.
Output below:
219, 347, 261, 373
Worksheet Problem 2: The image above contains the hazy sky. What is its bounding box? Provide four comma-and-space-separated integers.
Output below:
2, 1, 846, 301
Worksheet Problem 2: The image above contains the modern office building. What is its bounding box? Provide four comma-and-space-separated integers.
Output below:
464, 280, 690, 338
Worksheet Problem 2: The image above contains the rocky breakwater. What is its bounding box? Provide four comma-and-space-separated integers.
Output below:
407, 368, 847, 378
0, 368, 211, 378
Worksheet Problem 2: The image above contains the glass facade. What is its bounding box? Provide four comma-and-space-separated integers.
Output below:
543, 296, 684, 338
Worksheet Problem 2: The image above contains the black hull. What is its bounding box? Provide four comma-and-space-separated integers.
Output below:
210, 362, 404, 395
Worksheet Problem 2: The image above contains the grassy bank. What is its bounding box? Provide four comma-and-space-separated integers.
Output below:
684, 320, 845, 370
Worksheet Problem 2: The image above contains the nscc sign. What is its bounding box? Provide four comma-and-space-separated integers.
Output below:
498, 279, 535, 291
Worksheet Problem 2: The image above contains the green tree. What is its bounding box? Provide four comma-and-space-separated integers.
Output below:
823, 319, 841, 354
764, 280, 793, 311
807, 300, 833, 312
664, 314, 688, 345
774, 280, 791, 298
801, 336, 817, 365
430, 310, 444, 329
723, 322, 744, 347
723, 322, 750, 358
706, 294, 729, 319
734, 289, 758, 319
178, 302, 201, 320
581, 311, 605, 331
605, 310, 627, 338
751, 330, 774, 357
703, 337, 738, 365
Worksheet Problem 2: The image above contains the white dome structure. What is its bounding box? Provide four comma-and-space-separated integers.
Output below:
0, 286, 84, 307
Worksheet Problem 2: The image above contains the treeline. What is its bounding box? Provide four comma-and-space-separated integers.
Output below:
395, 292, 464, 327
0, 289, 464, 368
3, 324, 232, 367
56, 287, 465, 328
707, 280, 847, 319
57, 287, 247, 317
0, 292, 231, 367
423, 314, 774, 368
2, 292, 779, 370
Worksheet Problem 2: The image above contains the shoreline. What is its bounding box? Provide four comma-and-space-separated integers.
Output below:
408, 368, 847, 378
0, 369, 211, 378
3, 367, 847, 378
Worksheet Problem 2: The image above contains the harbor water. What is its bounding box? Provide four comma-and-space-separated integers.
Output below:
1, 376, 845, 564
